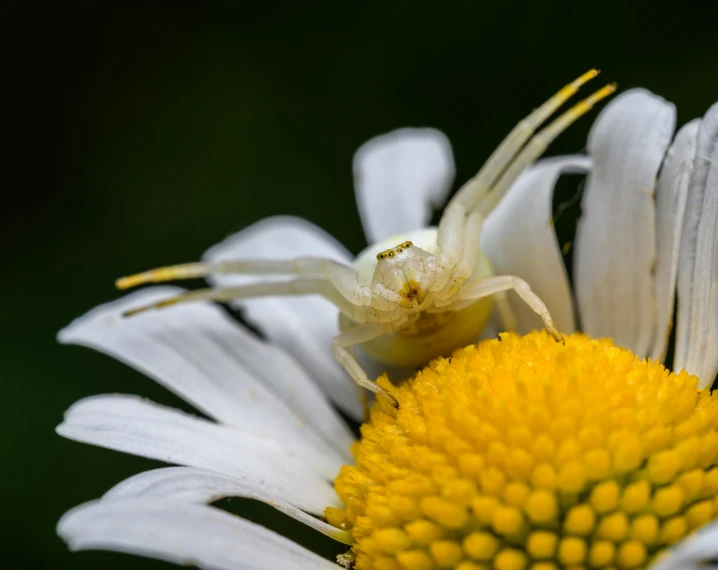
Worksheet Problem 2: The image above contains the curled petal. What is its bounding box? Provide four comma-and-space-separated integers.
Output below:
58, 498, 341, 570
675, 103, 718, 388
104, 467, 352, 544
57, 394, 339, 515
651, 120, 700, 361
353, 128, 455, 243
481, 155, 590, 334
574, 89, 676, 356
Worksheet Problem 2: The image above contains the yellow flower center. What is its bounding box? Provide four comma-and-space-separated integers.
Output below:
326, 332, 718, 570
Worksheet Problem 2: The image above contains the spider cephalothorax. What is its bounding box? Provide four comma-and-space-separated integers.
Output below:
373, 241, 432, 309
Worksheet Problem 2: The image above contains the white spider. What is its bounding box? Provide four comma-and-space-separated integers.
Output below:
117, 71, 615, 405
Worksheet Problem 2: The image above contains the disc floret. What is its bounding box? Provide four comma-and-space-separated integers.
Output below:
328, 332, 718, 570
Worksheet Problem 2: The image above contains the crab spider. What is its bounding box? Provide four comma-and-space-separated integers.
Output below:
117, 71, 615, 402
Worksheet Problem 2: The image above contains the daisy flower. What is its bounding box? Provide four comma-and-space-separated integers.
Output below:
57, 87, 718, 570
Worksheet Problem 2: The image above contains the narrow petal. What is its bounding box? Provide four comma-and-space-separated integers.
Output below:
481, 156, 590, 334
651, 120, 700, 361
58, 287, 354, 462
650, 521, 718, 570
675, 103, 718, 387
57, 394, 338, 514
203, 217, 363, 419
574, 89, 676, 356
103, 467, 352, 544
353, 128, 455, 243
58, 498, 340, 570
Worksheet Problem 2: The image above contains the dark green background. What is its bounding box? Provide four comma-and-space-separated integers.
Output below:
4, 2, 718, 568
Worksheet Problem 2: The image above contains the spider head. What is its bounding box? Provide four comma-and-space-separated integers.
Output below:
374, 241, 414, 262
353, 228, 440, 309
373, 240, 432, 308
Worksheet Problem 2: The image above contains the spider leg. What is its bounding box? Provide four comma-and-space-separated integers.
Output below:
429, 205, 467, 294
121, 278, 404, 323
452, 275, 562, 342
116, 257, 375, 308
447, 70, 603, 214
436, 202, 467, 265
332, 320, 406, 405
455, 211, 483, 279
432, 210, 484, 298
476, 83, 616, 216
434, 73, 613, 289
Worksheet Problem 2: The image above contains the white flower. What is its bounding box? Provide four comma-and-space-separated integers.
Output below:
57, 89, 718, 569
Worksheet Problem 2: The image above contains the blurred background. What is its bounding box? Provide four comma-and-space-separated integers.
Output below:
4, 1, 718, 568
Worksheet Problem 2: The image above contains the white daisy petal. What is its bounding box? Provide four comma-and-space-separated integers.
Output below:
103, 467, 352, 544
56, 394, 339, 514
651, 120, 700, 362
203, 216, 363, 420
353, 128, 455, 244
574, 89, 676, 356
481, 156, 590, 334
58, 286, 353, 462
675, 103, 718, 387
58, 498, 340, 570
649, 521, 718, 570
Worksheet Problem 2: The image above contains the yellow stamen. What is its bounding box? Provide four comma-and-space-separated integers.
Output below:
328, 331, 718, 569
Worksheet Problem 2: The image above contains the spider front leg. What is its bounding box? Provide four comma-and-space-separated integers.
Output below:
433, 208, 484, 298
116, 257, 401, 310
476, 82, 616, 216
446, 70, 614, 217
121, 277, 405, 324
431, 74, 613, 295
332, 320, 408, 407
450, 275, 563, 342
